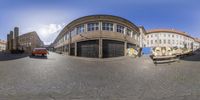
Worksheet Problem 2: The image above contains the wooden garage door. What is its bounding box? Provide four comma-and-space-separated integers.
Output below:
77, 40, 99, 58
103, 40, 124, 58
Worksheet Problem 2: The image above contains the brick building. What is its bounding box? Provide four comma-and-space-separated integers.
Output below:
7, 27, 44, 53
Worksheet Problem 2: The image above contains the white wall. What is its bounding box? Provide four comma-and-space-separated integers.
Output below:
145, 32, 194, 49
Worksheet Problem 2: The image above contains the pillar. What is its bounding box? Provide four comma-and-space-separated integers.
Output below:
99, 21, 102, 31
124, 27, 127, 35
99, 38, 103, 58
124, 41, 127, 56
84, 24, 87, 32
113, 23, 117, 32
75, 42, 77, 56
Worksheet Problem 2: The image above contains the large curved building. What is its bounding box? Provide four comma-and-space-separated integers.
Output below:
53, 15, 141, 58
145, 29, 199, 50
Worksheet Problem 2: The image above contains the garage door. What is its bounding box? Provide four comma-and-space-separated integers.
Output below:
103, 40, 124, 58
77, 40, 99, 58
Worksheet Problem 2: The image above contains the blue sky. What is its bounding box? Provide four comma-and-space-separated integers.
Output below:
0, 0, 199, 44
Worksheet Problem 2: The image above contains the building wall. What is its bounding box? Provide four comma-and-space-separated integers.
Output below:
193, 39, 200, 50
0, 40, 6, 52
18, 31, 44, 52
6, 27, 44, 53
53, 15, 141, 58
145, 31, 195, 50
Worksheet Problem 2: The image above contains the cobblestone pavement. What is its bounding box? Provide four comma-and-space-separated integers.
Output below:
0, 52, 200, 100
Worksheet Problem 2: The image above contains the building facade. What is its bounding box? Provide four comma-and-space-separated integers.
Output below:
18, 31, 44, 52
145, 29, 200, 50
0, 39, 6, 52
194, 38, 200, 50
7, 27, 19, 51
7, 27, 44, 53
53, 15, 141, 58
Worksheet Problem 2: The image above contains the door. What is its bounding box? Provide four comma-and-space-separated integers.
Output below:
77, 40, 99, 58
103, 40, 124, 58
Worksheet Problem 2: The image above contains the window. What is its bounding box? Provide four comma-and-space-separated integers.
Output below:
155, 40, 157, 43
77, 24, 85, 34
151, 40, 153, 44
159, 40, 162, 44
102, 22, 113, 31
70, 28, 76, 37
168, 34, 170, 37
151, 34, 153, 38
117, 25, 124, 34
87, 23, 99, 31
147, 35, 149, 38
168, 40, 171, 44
172, 35, 174, 37
64, 34, 69, 41
126, 28, 132, 36
164, 40, 166, 44
164, 34, 166, 37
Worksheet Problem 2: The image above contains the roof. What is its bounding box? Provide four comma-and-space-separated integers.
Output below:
194, 38, 200, 43
146, 29, 193, 38
0, 40, 6, 44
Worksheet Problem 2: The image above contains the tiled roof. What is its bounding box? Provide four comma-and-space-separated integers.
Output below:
194, 38, 200, 43
0, 40, 6, 44
146, 29, 195, 39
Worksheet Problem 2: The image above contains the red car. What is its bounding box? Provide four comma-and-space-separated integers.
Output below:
32, 48, 48, 56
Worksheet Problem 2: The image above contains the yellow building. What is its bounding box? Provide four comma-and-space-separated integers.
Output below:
0, 39, 6, 52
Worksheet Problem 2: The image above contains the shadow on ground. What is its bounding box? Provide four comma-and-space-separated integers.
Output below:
29, 55, 48, 59
180, 52, 200, 61
0, 53, 29, 61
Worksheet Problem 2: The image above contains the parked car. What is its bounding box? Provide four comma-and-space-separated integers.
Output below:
32, 48, 48, 56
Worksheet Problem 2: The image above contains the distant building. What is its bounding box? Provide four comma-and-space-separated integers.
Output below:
194, 38, 200, 50
18, 31, 44, 52
7, 27, 44, 53
0, 39, 6, 52
144, 29, 200, 50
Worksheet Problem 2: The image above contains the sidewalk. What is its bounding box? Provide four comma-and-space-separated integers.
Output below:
0, 52, 29, 61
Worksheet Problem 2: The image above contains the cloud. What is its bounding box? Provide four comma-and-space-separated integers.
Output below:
7, 7, 89, 45
38, 24, 62, 38
22, 23, 66, 45
37, 24, 65, 45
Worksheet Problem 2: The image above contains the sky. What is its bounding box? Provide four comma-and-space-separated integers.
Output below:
0, 0, 200, 45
